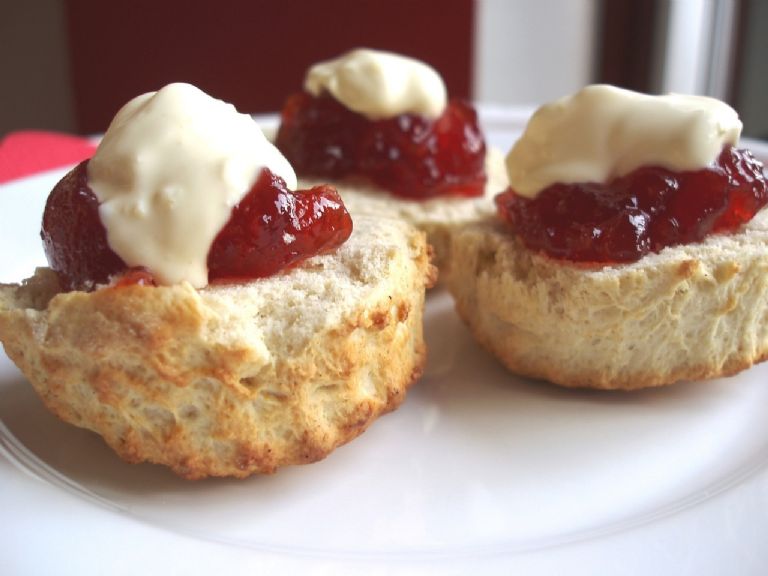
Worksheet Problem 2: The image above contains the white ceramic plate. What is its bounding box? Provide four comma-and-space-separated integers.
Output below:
2, 111, 768, 576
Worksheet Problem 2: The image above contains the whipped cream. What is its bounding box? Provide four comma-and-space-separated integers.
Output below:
304, 48, 447, 120
506, 84, 743, 198
88, 83, 296, 288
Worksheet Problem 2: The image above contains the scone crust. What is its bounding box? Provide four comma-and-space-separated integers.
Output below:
447, 209, 768, 390
0, 217, 435, 478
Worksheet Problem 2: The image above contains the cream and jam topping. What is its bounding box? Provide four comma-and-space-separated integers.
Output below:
505, 84, 743, 198
276, 48, 486, 199
496, 85, 767, 263
42, 83, 352, 291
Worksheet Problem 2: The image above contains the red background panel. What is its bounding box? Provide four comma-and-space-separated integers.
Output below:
65, 0, 474, 134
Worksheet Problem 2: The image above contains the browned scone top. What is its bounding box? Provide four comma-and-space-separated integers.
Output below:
0, 215, 436, 479
446, 209, 768, 390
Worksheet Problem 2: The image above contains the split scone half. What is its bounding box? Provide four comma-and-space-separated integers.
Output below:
447, 209, 768, 390
300, 147, 508, 279
0, 215, 435, 479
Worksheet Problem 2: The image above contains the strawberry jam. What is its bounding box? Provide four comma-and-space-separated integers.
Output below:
207, 168, 351, 281
41, 161, 353, 290
276, 92, 487, 199
495, 146, 768, 263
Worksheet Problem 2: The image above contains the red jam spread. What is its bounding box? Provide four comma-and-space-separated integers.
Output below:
207, 168, 351, 281
111, 268, 157, 288
495, 146, 768, 263
275, 92, 487, 199
41, 161, 353, 290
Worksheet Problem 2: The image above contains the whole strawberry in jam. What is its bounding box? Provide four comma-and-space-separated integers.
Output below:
42, 161, 126, 290
496, 147, 768, 263
41, 161, 353, 290
276, 93, 487, 199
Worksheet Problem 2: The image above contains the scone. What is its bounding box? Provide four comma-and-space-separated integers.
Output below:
0, 83, 435, 478
275, 48, 508, 278
447, 85, 768, 390
0, 215, 434, 478
448, 211, 768, 390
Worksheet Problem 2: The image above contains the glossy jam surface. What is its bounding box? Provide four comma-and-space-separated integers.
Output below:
207, 169, 352, 281
495, 147, 768, 263
276, 92, 487, 199
42, 162, 352, 290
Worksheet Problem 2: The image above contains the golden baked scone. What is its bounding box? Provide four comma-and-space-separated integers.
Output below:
0, 215, 435, 478
299, 148, 508, 279
446, 209, 768, 390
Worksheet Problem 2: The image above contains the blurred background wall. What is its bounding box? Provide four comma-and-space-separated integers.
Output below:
473, 0, 596, 106
0, 1, 75, 133
1, 0, 766, 138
